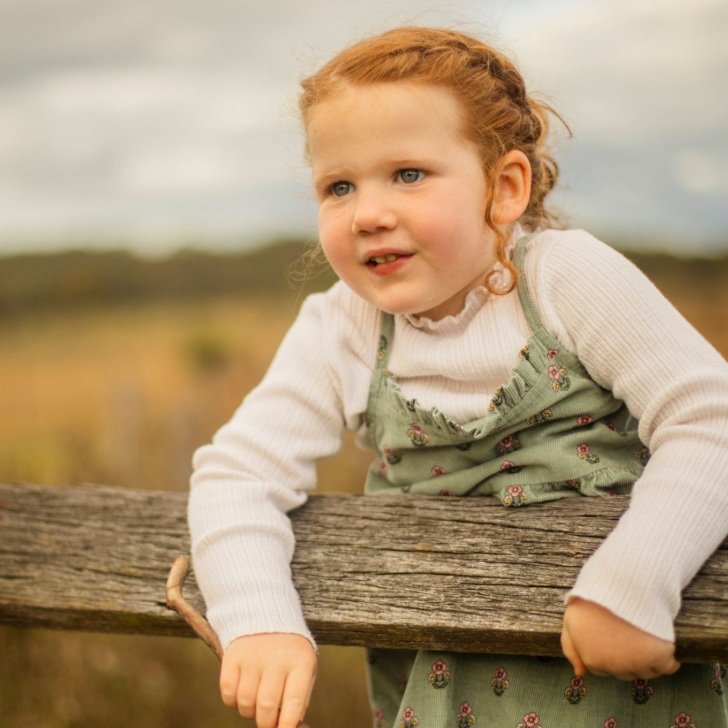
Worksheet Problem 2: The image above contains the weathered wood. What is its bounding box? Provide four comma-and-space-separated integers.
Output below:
0, 482, 726, 661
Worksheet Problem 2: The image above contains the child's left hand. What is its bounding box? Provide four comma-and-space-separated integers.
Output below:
561, 597, 681, 680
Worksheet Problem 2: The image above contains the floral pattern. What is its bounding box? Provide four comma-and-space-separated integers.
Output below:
630, 678, 654, 704
670, 712, 696, 728
503, 484, 527, 507
427, 660, 451, 689
490, 667, 510, 696
430, 465, 447, 478
377, 334, 388, 361
383, 446, 402, 465
548, 363, 570, 391
500, 458, 521, 473
497, 434, 522, 455
635, 446, 651, 466
488, 386, 505, 412
407, 423, 430, 447
563, 675, 587, 704
525, 409, 553, 426
399, 706, 419, 728
456, 702, 476, 727
711, 663, 726, 694
603, 719, 618, 728
517, 712, 542, 728
373, 706, 386, 728
576, 442, 600, 464
576, 414, 594, 427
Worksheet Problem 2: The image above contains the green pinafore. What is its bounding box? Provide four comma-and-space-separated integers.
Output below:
363, 235, 727, 728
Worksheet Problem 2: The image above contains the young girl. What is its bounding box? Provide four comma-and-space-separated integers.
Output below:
188, 27, 728, 728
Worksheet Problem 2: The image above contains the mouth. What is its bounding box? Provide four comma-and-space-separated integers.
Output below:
365, 252, 412, 268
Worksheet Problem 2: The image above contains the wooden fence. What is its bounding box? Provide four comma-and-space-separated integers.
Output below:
0, 482, 726, 662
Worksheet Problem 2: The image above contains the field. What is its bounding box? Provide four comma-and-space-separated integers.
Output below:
0, 243, 726, 726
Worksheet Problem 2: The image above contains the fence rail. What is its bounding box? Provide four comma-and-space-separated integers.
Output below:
0, 482, 726, 661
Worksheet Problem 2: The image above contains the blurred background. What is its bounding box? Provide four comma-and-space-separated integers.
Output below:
1, 0, 726, 726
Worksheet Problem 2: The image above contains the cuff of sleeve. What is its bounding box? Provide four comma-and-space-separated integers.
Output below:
190, 519, 315, 651
565, 550, 678, 642
207, 579, 316, 651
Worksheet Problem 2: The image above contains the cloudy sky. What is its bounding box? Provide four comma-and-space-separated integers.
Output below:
1, 0, 726, 257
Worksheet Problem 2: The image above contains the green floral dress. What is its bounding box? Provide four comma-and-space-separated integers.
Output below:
363, 235, 727, 728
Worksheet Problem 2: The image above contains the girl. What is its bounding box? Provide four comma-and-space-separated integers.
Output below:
188, 27, 728, 728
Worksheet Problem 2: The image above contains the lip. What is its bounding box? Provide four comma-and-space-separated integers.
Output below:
362, 248, 414, 277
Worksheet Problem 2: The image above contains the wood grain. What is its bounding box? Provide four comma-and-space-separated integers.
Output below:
0, 483, 726, 661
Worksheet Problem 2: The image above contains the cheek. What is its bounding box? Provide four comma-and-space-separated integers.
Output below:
422, 187, 484, 233
317, 211, 350, 270
417, 205, 470, 247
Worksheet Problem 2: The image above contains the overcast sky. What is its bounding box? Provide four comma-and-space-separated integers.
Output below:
1, 0, 726, 257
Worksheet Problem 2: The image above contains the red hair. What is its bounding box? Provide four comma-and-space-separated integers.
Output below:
299, 27, 569, 293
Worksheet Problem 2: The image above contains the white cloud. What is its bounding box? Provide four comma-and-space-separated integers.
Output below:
0, 0, 725, 254
672, 150, 727, 195
115, 147, 240, 196
517, 0, 728, 143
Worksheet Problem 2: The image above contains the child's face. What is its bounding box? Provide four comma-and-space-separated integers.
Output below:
307, 82, 497, 321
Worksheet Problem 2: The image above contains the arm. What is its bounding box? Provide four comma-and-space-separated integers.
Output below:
188, 289, 360, 724
529, 231, 728, 676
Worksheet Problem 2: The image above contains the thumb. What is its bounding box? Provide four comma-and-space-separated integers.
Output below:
561, 626, 587, 677
655, 645, 681, 677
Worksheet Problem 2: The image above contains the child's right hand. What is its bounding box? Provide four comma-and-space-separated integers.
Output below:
220, 632, 317, 727
561, 597, 680, 680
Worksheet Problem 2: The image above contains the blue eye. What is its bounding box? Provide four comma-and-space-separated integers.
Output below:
397, 169, 424, 184
330, 181, 353, 197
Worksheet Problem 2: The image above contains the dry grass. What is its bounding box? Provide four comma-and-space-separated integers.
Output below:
1, 262, 726, 726
0, 292, 374, 727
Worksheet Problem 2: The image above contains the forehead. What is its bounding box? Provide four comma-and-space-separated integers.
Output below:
305, 82, 470, 158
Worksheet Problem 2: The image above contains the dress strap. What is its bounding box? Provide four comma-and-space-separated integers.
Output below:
375, 312, 396, 369
512, 232, 544, 334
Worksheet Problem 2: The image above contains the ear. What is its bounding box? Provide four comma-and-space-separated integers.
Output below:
490, 150, 532, 225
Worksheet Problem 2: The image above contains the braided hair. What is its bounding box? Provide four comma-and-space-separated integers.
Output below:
299, 27, 569, 293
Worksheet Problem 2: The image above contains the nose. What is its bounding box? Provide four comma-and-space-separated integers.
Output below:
351, 187, 397, 234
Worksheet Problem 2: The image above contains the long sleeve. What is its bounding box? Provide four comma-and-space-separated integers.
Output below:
188, 228, 728, 650
187, 289, 369, 648
526, 230, 728, 641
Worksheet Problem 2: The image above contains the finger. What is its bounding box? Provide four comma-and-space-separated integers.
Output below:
657, 649, 681, 677
236, 669, 260, 720
277, 668, 316, 728
219, 658, 241, 710
638, 655, 680, 681
664, 656, 681, 675
560, 628, 587, 677
598, 652, 681, 682
255, 671, 286, 728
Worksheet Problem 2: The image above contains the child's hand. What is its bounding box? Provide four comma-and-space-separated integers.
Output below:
561, 597, 680, 681
220, 633, 317, 727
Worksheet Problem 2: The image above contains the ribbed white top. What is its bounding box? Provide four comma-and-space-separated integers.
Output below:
188, 229, 728, 649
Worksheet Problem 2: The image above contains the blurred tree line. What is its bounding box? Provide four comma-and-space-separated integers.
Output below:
0, 237, 726, 315
0, 239, 337, 315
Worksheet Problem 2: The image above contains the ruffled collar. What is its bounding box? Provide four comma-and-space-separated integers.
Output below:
402, 285, 492, 332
